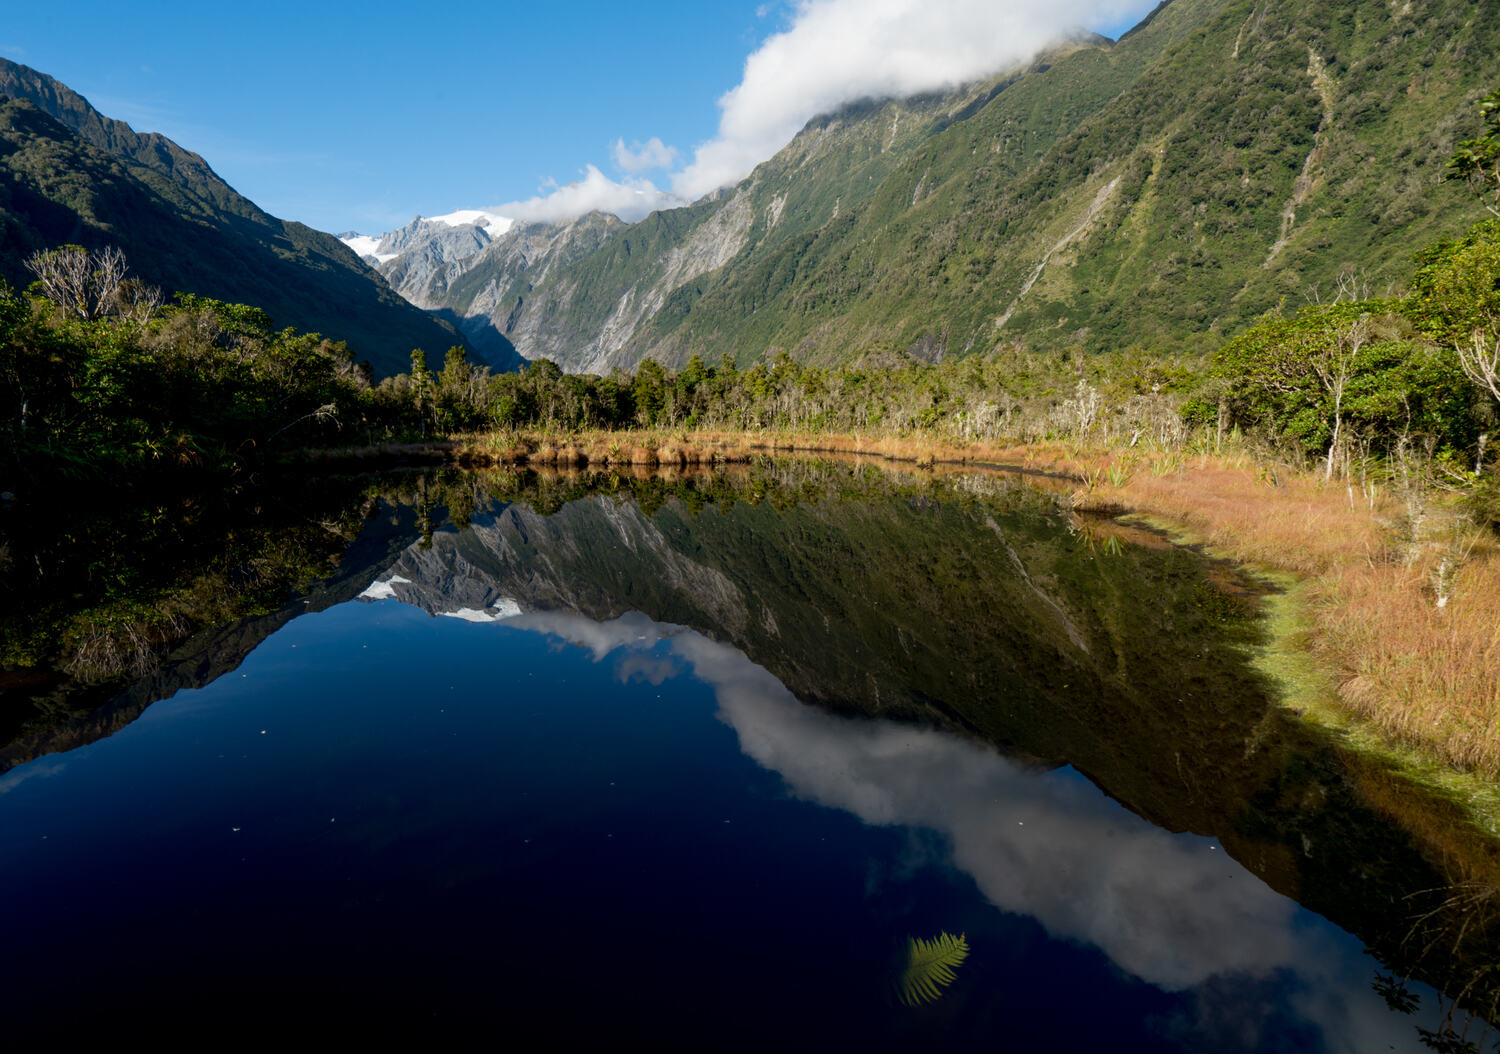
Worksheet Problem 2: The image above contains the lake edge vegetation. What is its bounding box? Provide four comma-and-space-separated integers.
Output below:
4, 94, 1500, 794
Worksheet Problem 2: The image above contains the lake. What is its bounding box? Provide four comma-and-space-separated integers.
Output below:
1, 461, 1495, 1048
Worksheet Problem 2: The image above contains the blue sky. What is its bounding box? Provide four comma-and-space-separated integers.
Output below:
3, 1, 1160, 235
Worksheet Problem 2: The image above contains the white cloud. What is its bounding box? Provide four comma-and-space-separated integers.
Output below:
611, 136, 680, 174
493, 165, 685, 225
461, 606, 1453, 1048
439, 1, 1154, 227
672, 0, 1151, 200
0, 759, 64, 795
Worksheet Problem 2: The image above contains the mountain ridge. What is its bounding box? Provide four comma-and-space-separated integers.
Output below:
0, 58, 507, 377
350, 0, 1495, 373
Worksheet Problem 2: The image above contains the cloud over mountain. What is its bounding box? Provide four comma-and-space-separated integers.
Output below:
671, 0, 1148, 200
496, 0, 1147, 224
494, 164, 683, 224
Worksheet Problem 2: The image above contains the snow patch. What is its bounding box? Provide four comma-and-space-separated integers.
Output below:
441, 608, 498, 622
425, 209, 514, 238
341, 234, 380, 256
440, 598, 523, 623
358, 575, 412, 601
339, 233, 399, 264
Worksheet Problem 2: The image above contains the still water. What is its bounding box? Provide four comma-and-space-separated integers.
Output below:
1, 464, 1494, 1047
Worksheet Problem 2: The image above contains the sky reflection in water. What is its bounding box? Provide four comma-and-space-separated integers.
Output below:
506, 606, 1442, 1052
0, 589, 1460, 1049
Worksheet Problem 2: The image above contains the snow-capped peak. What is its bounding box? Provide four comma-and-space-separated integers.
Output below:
423, 209, 514, 237
339, 233, 399, 264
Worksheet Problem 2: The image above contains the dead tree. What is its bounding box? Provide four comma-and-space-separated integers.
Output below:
25, 245, 158, 322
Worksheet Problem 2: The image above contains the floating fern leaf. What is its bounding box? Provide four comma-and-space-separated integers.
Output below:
898, 931, 969, 1006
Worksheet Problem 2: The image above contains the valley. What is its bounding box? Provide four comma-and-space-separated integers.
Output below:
2, 0, 1499, 1045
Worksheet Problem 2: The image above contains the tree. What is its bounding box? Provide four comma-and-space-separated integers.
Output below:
435, 345, 488, 431
1206, 303, 1476, 471
410, 348, 433, 436
26, 245, 158, 322
1458, 330, 1500, 409
632, 358, 667, 426
1312, 314, 1368, 481
1448, 89, 1500, 217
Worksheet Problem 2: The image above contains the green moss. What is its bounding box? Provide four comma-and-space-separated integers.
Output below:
1123, 512, 1500, 840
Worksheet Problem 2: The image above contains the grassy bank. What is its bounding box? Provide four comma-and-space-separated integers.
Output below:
435, 426, 1500, 792
1060, 445, 1500, 779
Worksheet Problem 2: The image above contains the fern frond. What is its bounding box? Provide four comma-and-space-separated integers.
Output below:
898, 931, 969, 1006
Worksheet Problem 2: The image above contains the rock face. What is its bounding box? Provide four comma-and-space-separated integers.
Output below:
342, 211, 514, 304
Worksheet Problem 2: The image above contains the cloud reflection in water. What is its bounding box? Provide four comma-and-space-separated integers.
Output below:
500, 607, 1440, 1052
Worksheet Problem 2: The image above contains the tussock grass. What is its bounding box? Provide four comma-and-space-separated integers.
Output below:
1318, 548, 1500, 775
444, 426, 1500, 779
1065, 444, 1500, 780
447, 427, 1053, 469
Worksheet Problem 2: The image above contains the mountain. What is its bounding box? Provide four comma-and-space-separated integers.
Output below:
338, 209, 527, 369
340, 209, 514, 273
0, 59, 504, 377
369, 0, 1497, 372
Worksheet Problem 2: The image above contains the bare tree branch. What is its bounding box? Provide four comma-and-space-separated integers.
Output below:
1457, 328, 1500, 408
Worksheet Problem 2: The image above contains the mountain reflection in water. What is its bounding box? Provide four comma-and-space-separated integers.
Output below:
2, 463, 1496, 1048
500, 607, 1444, 1052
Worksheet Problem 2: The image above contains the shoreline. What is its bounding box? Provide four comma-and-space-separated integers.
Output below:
295, 427, 1500, 837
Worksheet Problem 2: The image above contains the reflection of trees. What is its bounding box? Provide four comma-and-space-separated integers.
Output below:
1383, 882, 1500, 1052
1366, 970, 1494, 1054
418, 459, 1500, 1030
1375, 971, 1421, 1014
2, 474, 384, 746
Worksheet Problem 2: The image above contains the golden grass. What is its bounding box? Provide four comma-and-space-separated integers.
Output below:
1317, 547, 1500, 774
448, 428, 758, 467
1062, 444, 1500, 780
446, 427, 1045, 469
414, 426, 1500, 781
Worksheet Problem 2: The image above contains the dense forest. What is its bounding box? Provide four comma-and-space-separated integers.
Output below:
0, 90, 1495, 544
4, 213, 1496, 512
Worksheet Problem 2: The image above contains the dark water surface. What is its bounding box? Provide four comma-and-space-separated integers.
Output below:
1, 464, 1495, 1048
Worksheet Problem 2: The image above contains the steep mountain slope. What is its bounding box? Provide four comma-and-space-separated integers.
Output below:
421, 39, 1138, 373
0, 59, 489, 377
399, 0, 1494, 371
394, 0, 1225, 370
746, 0, 1494, 360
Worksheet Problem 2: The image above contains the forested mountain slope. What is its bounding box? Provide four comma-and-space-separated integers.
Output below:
0, 59, 486, 377
412, 0, 1494, 371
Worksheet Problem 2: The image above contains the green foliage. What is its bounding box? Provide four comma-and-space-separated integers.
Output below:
897, 932, 970, 1006
1408, 218, 1500, 349
1448, 89, 1500, 215
0, 267, 427, 487
1205, 302, 1478, 463
0, 66, 471, 377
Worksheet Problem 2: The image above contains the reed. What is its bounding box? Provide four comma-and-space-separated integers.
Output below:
449, 425, 1496, 775
1067, 444, 1500, 777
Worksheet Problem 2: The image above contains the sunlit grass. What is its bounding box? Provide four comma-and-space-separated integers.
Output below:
1064, 443, 1500, 781
413, 426, 1500, 783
